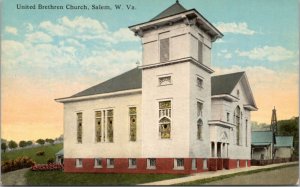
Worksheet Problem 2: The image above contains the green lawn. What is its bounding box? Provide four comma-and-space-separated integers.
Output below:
25, 170, 186, 185
1, 143, 63, 164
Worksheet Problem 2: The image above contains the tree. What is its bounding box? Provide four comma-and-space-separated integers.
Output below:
278, 117, 299, 156
36, 139, 45, 145
8, 140, 18, 149
19, 141, 27, 148
45, 138, 54, 145
26, 141, 33, 146
1, 142, 7, 152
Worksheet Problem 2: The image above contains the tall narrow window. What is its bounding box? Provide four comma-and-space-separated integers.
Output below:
198, 40, 203, 63
197, 119, 203, 140
77, 113, 82, 143
234, 106, 241, 145
159, 101, 171, 139
245, 119, 248, 146
197, 101, 203, 140
197, 102, 203, 117
160, 38, 169, 62
107, 110, 113, 142
95, 111, 102, 142
129, 107, 137, 141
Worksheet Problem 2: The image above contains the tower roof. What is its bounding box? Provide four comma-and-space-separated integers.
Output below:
150, 1, 187, 21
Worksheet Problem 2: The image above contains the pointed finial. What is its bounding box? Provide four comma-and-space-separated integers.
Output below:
176, 0, 179, 3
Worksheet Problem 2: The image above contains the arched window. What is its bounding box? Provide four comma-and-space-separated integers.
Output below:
234, 106, 241, 145
197, 119, 203, 139
159, 117, 171, 139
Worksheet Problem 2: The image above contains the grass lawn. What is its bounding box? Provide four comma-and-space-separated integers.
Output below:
25, 170, 187, 185
1, 143, 63, 164
178, 163, 299, 185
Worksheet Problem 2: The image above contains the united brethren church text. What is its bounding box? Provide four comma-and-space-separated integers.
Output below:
17, 4, 90, 10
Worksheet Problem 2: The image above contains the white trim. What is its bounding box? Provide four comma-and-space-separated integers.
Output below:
244, 104, 258, 111
140, 57, 214, 74
211, 94, 238, 102
55, 89, 142, 103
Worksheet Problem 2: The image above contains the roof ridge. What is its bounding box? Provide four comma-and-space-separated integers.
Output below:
150, 1, 187, 21
212, 71, 245, 78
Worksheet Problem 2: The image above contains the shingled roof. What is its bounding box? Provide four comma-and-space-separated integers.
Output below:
151, 1, 187, 21
65, 68, 248, 100
71, 68, 141, 98
211, 72, 244, 96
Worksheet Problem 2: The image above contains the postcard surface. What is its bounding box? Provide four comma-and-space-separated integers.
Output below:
1, 0, 299, 185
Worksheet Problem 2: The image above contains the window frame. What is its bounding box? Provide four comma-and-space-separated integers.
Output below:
128, 158, 137, 169
147, 158, 156, 169
76, 112, 83, 144
94, 158, 102, 168
196, 76, 204, 88
174, 158, 184, 170
158, 75, 172, 86
129, 106, 137, 142
158, 100, 172, 139
75, 158, 83, 168
107, 158, 114, 168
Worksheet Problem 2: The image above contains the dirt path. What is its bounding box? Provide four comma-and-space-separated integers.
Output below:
204, 165, 299, 185
1, 168, 29, 185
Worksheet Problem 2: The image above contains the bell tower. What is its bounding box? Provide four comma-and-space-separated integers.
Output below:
129, 1, 223, 158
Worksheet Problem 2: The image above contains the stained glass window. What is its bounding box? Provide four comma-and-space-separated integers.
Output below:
159, 101, 171, 139
159, 117, 171, 139
107, 110, 113, 142
77, 113, 82, 143
129, 107, 137, 142
95, 111, 102, 142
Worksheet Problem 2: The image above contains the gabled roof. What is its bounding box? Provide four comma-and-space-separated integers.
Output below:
57, 68, 255, 104
251, 131, 273, 146
151, 1, 187, 21
70, 68, 141, 98
275, 136, 293, 147
211, 72, 244, 95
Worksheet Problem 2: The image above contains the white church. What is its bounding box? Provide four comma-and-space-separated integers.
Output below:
56, 1, 257, 174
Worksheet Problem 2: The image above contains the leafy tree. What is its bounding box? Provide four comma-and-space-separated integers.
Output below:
278, 117, 299, 156
36, 139, 45, 145
19, 141, 27, 148
1, 142, 7, 152
45, 138, 54, 145
8, 140, 18, 149
26, 141, 33, 146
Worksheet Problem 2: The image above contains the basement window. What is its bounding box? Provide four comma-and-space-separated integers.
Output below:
94, 158, 102, 168
174, 158, 184, 170
128, 158, 137, 169
75, 158, 82, 168
147, 158, 156, 169
107, 158, 114, 168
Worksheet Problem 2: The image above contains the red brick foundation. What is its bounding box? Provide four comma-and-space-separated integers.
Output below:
63, 158, 250, 174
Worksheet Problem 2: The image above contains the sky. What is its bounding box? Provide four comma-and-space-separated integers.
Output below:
1, 0, 299, 142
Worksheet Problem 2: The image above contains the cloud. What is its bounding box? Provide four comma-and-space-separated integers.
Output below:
214, 22, 256, 35
25, 23, 34, 32
5, 26, 18, 35
39, 16, 138, 43
217, 49, 232, 59
236, 46, 295, 62
81, 49, 141, 79
25, 32, 53, 43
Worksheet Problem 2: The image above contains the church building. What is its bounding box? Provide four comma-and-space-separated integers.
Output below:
56, 1, 257, 174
